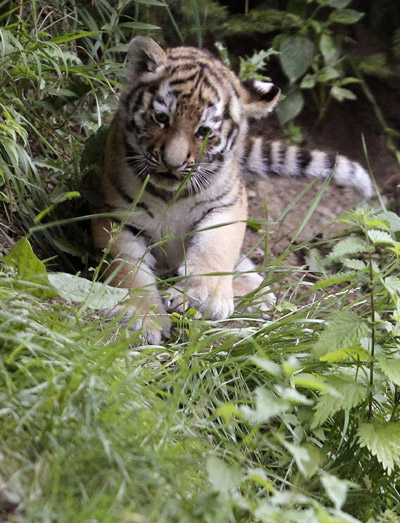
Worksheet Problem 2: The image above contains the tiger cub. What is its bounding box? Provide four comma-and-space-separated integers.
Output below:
92, 36, 373, 343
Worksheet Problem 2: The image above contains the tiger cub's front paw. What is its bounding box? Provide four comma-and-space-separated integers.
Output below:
167, 278, 234, 320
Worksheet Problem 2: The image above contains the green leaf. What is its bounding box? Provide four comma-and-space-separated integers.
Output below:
367, 229, 394, 244
358, 422, 400, 473
329, 8, 364, 25
134, 0, 167, 5
327, 237, 371, 260
313, 311, 370, 357
279, 35, 314, 83
312, 376, 367, 428
330, 86, 356, 102
376, 211, 400, 232
377, 355, 400, 386
250, 356, 282, 376
51, 31, 103, 44
206, 456, 242, 493
292, 373, 331, 391
300, 73, 316, 89
119, 22, 160, 30
276, 88, 304, 125
311, 273, 357, 291
321, 473, 349, 510
384, 276, 400, 296
320, 34, 338, 65
342, 258, 366, 270
317, 66, 341, 83
2, 237, 56, 298
241, 387, 289, 423
47, 272, 129, 309
327, 0, 352, 8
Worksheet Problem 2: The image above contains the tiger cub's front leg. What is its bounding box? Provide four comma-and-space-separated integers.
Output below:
92, 217, 170, 343
168, 197, 247, 320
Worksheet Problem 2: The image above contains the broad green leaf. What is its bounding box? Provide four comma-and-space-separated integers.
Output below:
367, 229, 394, 244
241, 387, 289, 424
327, 0, 352, 8
330, 86, 356, 102
342, 259, 366, 270
300, 73, 316, 89
250, 356, 282, 376
312, 377, 367, 428
276, 88, 304, 125
206, 456, 242, 493
279, 36, 314, 83
282, 441, 320, 478
317, 66, 341, 83
2, 237, 56, 298
311, 273, 357, 291
292, 373, 331, 391
320, 345, 368, 363
320, 34, 338, 65
329, 8, 364, 25
327, 236, 371, 260
313, 311, 370, 357
48, 272, 129, 309
376, 211, 400, 232
384, 276, 400, 295
247, 468, 274, 492
321, 473, 349, 510
377, 355, 400, 386
358, 422, 400, 473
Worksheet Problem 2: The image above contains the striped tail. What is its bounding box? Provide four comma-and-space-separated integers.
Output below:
240, 135, 374, 199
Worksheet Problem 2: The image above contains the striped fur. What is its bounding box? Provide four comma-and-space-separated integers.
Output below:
92, 37, 373, 342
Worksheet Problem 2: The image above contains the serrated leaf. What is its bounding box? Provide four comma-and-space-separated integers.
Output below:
330, 86, 356, 102
321, 473, 349, 510
376, 211, 400, 232
328, 236, 371, 260
48, 272, 129, 309
292, 373, 331, 391
313, 311, 370, 357
377, 355, 400, 386
279, 35, 314, 82
311, 273, 357, 291
312, 377, 367, 428
367, 229, 394, 244
240, 387, 289, 424
206, 456, 242, 493
329, 8, 364, 25
342, 258, 366, 270
358, 422, 400, 473
250, 356, 282, 376
320, 346, 368, 363
277, 88, 304, 125
384, 276, 400, 296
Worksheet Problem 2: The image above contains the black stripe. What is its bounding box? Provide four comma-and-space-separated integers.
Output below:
125, 224, 142, 237
297, 149, 312, 172
169, 72, 198, 86
325, 153, 337, 173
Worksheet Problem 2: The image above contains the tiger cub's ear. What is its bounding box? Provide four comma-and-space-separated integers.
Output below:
126, 36, 167, 82
242, 79, 280, 119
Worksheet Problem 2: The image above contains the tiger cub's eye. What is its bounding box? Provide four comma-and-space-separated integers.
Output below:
154, 112, 169, 125
197, 126, 212, 138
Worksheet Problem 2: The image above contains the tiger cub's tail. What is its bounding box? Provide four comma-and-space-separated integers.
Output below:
240, 135, 374, 199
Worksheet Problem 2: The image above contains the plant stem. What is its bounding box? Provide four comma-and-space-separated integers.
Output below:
367, 253, 376, 421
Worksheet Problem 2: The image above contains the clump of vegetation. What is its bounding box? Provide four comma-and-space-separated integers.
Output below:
1, 1, 400, 521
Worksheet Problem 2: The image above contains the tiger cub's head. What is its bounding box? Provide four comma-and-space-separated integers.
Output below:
119, 37, 280, 192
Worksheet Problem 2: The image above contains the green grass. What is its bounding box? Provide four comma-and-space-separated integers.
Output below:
1, 2, 400, 522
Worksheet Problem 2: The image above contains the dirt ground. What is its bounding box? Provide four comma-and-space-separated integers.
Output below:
243, 83, 400, 267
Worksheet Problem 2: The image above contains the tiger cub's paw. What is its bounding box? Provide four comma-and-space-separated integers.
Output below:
100, 299, 171, 344
166, 279, 234, 320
